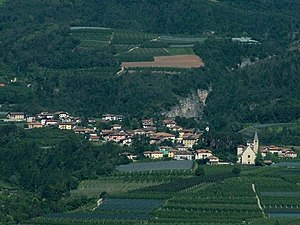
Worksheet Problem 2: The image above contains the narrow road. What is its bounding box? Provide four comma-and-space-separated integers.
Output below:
150, 36, 160, 42
163, 48, 170, 54
126, 46, 139, 53
116, 66, 125, 75
92, 198, 103, 211
252, 183, 266, 218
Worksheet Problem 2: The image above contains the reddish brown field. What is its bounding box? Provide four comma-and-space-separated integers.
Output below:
121, 54, 204, 68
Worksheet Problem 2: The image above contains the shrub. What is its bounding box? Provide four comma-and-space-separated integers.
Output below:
195, 167, 205, 176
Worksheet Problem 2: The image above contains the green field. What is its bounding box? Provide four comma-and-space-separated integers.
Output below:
70, 178, 162, 198
116, 160, 194, 172
25, 164, 300, 225
70, 28, 200, 63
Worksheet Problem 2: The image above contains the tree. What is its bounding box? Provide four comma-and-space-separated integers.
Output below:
255, 151, 264, 166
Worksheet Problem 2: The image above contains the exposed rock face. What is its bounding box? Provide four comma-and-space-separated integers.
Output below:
163, 89, 211, 118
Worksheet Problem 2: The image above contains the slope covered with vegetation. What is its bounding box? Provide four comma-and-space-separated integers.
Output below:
0, 0, 299, 127
0, 1, 300, 223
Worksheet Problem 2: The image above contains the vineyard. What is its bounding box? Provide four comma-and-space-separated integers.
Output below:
70, 28, 200, 66
116, 160, 194, 172
26, 165, 300, 225
70, 177, 162, 198
153, 177, 263, 223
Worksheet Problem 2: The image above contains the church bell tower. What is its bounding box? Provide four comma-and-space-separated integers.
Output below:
253, 131, 259, 154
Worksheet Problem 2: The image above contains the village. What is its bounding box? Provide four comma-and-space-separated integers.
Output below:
5, 111, 298, 166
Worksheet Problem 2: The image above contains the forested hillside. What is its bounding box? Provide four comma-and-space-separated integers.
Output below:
0, 0, 299, 126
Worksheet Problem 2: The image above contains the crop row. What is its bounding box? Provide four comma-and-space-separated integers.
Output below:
120, 47, 169, 57
261, 196, 300, 206
44, 213, 152, 220
163, 203, 260, 212
78, 40, 110, 49
30, 217, 149, 225
116, 161, 194, 173
158, 35, 206, 43
254, 177, 300, 192
112, 31, 157, 45
132, 173, 235, 193
190, 177, 255, 197
71, 30, 112, 39
95, 198, 163, 212
111, 170, 194, 182
170, 195, 257, 205
111, 191, 172, 200
155, 208, 262, 223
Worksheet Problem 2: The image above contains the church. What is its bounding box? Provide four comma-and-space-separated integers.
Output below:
237, 132, 259, 165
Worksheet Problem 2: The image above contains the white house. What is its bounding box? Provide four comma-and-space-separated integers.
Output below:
207, 156, 220, 165
194, 149, 213, 160
6, 112, 26, 121
174, 151, 193, 160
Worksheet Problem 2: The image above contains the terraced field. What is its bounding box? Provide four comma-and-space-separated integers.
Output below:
70, 27, 203, 68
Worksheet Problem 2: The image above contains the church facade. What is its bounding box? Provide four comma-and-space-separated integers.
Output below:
237, 132, 259, 165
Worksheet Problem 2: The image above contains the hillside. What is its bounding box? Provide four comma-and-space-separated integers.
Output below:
0, 0, 299, 125
0, 1, 300, 224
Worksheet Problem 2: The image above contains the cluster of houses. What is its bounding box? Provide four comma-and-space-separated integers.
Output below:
5, 112, 298, 165
236, 132, 298, 165
6, 112, 127, 142
102, 118, 202, 147
5, 112, 202, 147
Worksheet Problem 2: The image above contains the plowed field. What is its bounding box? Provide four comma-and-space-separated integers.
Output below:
122, 54, 204, 68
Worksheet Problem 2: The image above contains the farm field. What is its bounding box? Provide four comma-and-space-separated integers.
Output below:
116, 160, 194, 172
70, 177, 162, 198
121, 55, 204, 68
70, 27, 204, 68
39, 198, 163, 222
25, 163, 300, 225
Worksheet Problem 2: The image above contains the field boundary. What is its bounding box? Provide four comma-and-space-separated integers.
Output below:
252, 183, 266, 218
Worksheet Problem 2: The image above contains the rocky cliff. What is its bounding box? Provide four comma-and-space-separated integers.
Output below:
163, 89, 211, 118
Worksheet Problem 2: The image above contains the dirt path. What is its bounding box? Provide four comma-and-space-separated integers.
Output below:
163, 48, 170, 54
126, 46, 139, 53
92, 198, 103, 211
252, 183, 266, 218
150, 36, 160, 42
116, 66, 125, 75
